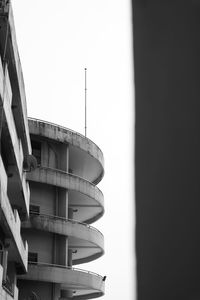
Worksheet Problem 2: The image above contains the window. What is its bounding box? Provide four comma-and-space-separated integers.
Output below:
31, 140, 41, 165
30, 205, 40, 215
28, 252, 38, 264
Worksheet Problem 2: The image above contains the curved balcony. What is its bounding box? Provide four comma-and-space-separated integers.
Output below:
22, 213, 104, 264
18, 262, 105, 299
28, 118, 104, 184
26, 167, 104, 223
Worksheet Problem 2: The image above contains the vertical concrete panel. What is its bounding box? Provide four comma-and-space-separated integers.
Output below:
23, 231, 53, 264
68, 208, 73, 220
56, 235, 68, 266
53, 283, 61, 300
56, 144, 68, 172
42, 141, 57, 169
58, 188, 68, 218
30, 182, 55, 215
41, 141, 48, 168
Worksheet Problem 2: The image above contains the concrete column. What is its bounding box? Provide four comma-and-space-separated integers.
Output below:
67, 249, 73, 267
58, 144, 69, 172
41, 141, 48, 167
68, 208, 73, 220
55, 188, 68, 266
54, 144, 69, 268
52, 283, 60, 300
66, 144, 69, 173
53, 187, 59, 264
58, 188, 68, 218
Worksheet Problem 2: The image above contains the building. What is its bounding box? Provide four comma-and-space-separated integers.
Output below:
0, 1, 105, 300
0, 1, 31, 299
17, 118, 105, 300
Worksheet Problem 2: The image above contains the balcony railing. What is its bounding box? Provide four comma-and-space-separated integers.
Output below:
28, 117, 103, 154
27, 261, 103, 279
30, 211, 103, 236
36, 166, 103, 195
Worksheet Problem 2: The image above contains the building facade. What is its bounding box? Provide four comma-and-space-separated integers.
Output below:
0, 1, 31, 299
0, 1, 105, 300
18, 119, 105, 300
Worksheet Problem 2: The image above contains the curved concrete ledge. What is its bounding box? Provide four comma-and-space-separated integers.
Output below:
26, 167, 104, 223
28, 118, 104, 184
22, 214, 104, 264
18, 263, 105, 299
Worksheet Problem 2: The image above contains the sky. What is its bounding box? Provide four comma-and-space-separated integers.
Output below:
12, 1, 135, 299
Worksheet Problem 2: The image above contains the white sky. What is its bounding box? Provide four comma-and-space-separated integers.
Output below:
12, 1, 135, 299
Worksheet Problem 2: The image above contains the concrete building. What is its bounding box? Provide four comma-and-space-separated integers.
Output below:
17, 118, 105, 300
0, 1, 105, 299
0, 1, 31, 299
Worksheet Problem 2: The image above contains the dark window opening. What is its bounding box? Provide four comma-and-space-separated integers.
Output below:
28, 252, 38, 264
30, 205, 40, 215
31, 140, 41, 166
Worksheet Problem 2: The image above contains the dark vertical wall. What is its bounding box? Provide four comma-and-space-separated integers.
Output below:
133, 1, 200, 299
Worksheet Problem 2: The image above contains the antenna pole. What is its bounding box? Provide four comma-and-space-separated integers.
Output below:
84, 68, 87, 137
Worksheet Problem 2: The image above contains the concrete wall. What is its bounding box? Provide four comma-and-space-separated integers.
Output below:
28, 119, 104, 168
22, 120, 105, 299
36, 139, 68, 172
23, 230, 53, 264
18, 280, 56, 300
30, 182, 55, 216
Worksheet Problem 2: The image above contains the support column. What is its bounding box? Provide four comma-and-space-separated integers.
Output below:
68, 208, 73, 220
52, 283, 60, 300
55, 144, 69, 267
67, 249, 72, 268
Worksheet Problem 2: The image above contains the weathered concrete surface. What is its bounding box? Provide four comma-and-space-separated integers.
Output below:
0, 61, 29, 216
0, 156, 28, 272
5, 5, 31, 155
22, 215, 104, 264
27, 167, 104, 212
28, 118, 104, 184
18, 264, 105, 299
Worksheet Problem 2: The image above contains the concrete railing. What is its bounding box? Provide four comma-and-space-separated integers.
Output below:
30, 212, 103, 236
48, 165, 102, 193
28, 117, 103, 155
28, 261, 103, 279
18, 261, 105, 298
27, 167, 104, 207
28, 118, 104, 183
